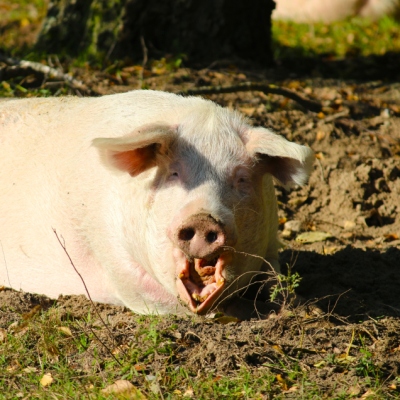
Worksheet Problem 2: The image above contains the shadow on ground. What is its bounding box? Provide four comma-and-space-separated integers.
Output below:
272, 42, 400, 82
281, 246, 400, 321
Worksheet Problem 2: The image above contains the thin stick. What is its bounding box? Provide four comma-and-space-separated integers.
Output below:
0, 241, 11, 288
52, 229, 126, 363
0, 55, 99, 96
177, 82, 323, 113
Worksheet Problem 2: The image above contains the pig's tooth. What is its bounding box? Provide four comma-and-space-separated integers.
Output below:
192, 293, 202, 302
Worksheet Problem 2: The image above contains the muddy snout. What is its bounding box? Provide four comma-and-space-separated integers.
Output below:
172, 213, 236, 259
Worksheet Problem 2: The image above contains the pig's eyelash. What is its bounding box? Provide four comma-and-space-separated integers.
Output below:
233, 205, 260, 218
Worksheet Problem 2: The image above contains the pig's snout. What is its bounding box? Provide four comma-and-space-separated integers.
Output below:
174, 213, 235, 259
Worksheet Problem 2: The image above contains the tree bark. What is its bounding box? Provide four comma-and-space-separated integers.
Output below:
35, 0, 275, 66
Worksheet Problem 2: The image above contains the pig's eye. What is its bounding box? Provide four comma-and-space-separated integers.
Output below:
233, 170, 252, 194
168, 171, 180, 181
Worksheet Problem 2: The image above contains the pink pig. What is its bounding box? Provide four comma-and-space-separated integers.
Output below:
273, 0, 400, 23
0, 91, 313, 316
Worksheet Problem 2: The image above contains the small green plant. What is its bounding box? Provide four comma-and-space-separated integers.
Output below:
355, 347, 381, 379
269, 265, 302, 304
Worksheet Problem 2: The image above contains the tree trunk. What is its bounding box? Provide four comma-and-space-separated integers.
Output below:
35, 0, 275, 66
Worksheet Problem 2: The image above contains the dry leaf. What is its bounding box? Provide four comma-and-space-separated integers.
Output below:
23, 366, 37, 373
22, 305, 41, 320
361, 389, 376, 399
323, 246, 337, 255
347, 386, 361, 396
0, 328, 7, 343
183, 387, 194, 397
288, 196, 308, 208
239, 107, 256, 116
276, 374, 289, 391
314, 360, 326, 368
102, 380, 146, 399
214, 315, 240, 324
316, 131, 326, 141
40, 373, 54, 387
343, 220, 356, 230
272, 344, 284, 354
384, 233, 399, 241
296, 231, 332, 243
286, 385, 299, 393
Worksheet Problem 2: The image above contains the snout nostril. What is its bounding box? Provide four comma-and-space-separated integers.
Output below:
206, 231, 218, 244
179, 228, 195, 242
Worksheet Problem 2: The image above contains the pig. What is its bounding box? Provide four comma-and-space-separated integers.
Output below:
0, 91, 313, 317
272, 0, 400, 23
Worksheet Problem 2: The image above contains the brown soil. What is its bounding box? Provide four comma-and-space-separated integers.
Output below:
1, 63, 400, 397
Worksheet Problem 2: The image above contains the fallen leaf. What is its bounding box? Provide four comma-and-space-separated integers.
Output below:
337, 353, 355, 364
183, 387, 194, 397
288, 196, 308, 208
214, 315, 240, 324
388, 384, 397, 390
276, 374, 289, 391
343, 220, 356, 230
40, 373, 54, 387
347, 386, 361, 396
323, 246, 337, 255
23, 366, 37, 373
296, 231, 332, 244
239, 107, 256, 116
102, 380, 146, 399
361, 389, 376, 399
384, 233, 399, 241
272, 344, 284, 354
22, 305, 41, 320
0, 328, 6, 342
314, 360, 326, 368
316, 131, 326, 141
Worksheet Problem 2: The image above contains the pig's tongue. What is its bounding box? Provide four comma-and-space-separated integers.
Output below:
177, 252, 230, 314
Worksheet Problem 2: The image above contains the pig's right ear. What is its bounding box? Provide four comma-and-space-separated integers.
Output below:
245, 127, 314, 188
92, 123, 177, 176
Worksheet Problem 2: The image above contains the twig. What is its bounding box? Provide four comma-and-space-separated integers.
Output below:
0, 54, 99, 96
177, 82, 323, 113
52, 229, 126, 363
0, 241, 11, 288
138, 35, 148, 89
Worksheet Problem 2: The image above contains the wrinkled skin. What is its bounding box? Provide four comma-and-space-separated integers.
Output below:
0, 91, 313, 317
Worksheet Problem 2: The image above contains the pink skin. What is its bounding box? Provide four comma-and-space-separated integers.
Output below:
0, 91, 313, 317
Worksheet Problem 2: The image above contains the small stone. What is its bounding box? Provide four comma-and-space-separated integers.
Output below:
284, 220, 303, 232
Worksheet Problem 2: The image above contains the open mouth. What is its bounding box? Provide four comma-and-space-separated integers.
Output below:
176, 253, 230, 314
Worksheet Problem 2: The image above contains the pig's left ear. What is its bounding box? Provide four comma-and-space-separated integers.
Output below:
92, 123, 177, 177
245, 127, 314, 187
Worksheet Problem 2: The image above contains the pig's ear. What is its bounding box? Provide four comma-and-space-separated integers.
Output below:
92, 123, 177, 176
245, 127, 314, 187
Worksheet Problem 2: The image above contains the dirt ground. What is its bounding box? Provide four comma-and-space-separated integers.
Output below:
1, 61, 400, 397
